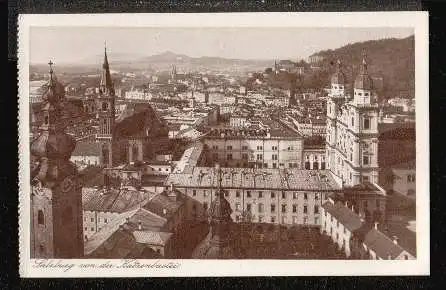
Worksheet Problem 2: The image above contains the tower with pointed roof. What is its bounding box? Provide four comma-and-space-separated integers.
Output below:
96, 44, 116, 167
326, 55, 379, 186
30, 61, 84, 258
194, 164, 234, 258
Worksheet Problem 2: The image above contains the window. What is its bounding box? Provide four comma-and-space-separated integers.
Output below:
227, 154, 233, 160
247, 191, 252, 198
258, 216, 264, 223
314, 205, 319, 214
304, 193, 308, 200
258, 191, 263, 198
282, 216, 287, 224
37, 210, 44, 226
279, 163, 284, 167
256, 154, 263, 160
281, 204, 287, 213
288, 146, 293, 151
408, 174, 415, 182
227, 145, 232, 150
363, 155, 370, 165
363, 118, 370, 130
303, 217, 308, 224
313, 162, 319, 170
44, 115, 49, 125
203, 190, 208, 197
289, 163, 293, 168
351, 117, 354, 126
91, 227, 94, 231
315, 193, 319, 200
102, 102, 108, 111
203, 202, 208, 210
271, 217, 276, 223
246, 203, 252, 212
225, 191, 229, 197
271, 204, 276, 213
305, 162, 311, 169
236, 203, 241, 211
272, 163, 277, 168
85, 227, 88, 231
242, 145, 248, 150
292, 205, 297, 213
271, 191, 276, 198
263, 163, 268, 168
293, 216, 298, 224
90, 218, 94, 222
242, 153, 248, 160
258, 203, 264, 213
193, 190, 196, 196
282, 192, 286, 199
272, 154, 278, 160
257, 146, 263, 150
272, 146, 278, 150
314, 217, 319, 225
236, 215, 241, 222
303, 205, 308, 214
293, 192, 298, 199
236, 191, 240, 198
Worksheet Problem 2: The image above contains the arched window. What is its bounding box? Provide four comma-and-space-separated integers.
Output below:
37, 210, 44, 226
102, 102, 108, 111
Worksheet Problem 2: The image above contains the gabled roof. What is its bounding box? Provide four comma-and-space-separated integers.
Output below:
133, 230, 172, 246
322, 201, 364, 231
363, 228, 407, 259
83, 189, 151, 213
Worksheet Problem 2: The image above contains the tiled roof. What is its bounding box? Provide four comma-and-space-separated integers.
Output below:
166, 168, 340, 191
323, 201, 364, 231
363, 228, 407, 259
133, 230, 172, 246
83, 189, 151, 213
143, 190, 185, 220
85, 208, 139, 255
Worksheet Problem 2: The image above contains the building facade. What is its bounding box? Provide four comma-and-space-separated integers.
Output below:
326, 59, 380, 186
203, 126, 304, 169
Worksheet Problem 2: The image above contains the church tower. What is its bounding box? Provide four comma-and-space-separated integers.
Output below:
96, 44, 116, 168
30, 61, 84, 258
326, 60, 347, 176
346, 56, 380, 185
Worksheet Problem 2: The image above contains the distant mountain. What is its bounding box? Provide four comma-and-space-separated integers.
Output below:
310, 35, 415, 98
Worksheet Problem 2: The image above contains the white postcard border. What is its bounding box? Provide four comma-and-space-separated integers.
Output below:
18, 12, 429, 277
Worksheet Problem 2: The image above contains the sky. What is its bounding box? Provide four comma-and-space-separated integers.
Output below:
30, 27, 413, 64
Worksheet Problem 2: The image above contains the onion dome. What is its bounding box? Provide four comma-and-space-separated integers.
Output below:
30, 131, 76, 160
42, 62, 65, 104
354, 57, 373, 90
331, 59, 346, 85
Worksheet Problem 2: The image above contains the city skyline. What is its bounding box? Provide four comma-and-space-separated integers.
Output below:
30, 27, 413, 64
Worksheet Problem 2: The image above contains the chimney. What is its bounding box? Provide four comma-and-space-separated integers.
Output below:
374, 222, 379, 230
351, 205, 355, 212
125, 217, 130, 223
138, 221, 142, 230
393, 236, 398, 245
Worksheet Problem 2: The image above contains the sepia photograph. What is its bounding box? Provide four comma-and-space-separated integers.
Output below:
18, 12, 429, 277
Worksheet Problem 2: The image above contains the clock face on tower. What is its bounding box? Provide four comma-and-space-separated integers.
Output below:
60, 176, 75, 193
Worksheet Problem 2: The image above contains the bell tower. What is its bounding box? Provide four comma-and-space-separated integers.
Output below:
96, 44, 116, 167
30, 61, 84, 258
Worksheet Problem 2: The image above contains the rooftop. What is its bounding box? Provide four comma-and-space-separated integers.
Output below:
166, 168, 340, 191
322, 201, 363, 231
82, 189, 151, 213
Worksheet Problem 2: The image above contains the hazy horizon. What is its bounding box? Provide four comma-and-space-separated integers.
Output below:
30, 27, 413, 65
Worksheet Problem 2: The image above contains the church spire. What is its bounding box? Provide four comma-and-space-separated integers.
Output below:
359, 51, 368, 75
100, 42, 114, 95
